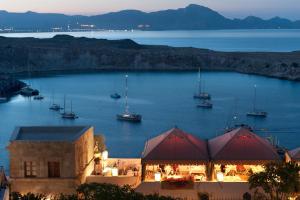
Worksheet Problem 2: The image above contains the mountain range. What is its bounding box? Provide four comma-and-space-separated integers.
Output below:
0, 4, 300, 31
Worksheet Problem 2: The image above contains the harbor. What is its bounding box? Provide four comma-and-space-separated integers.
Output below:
0, 71, 300, 173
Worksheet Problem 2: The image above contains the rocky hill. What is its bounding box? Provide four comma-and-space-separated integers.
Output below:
0, 35, 300, 81
0, 4, 300, 31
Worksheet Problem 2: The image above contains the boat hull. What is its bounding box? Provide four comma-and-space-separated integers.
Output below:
247, 112, 267, 117
193, 93, 211, 100
117, 114, 142, 122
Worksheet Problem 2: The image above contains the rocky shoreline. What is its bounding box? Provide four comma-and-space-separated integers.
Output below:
0, 74, 26, 98
0, 35, 300, 81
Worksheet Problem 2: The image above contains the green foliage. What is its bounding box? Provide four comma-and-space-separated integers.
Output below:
76, 183, 178, 200
11, 192, 46, 200
94, 134, 106, 153
248, 162, 300, 200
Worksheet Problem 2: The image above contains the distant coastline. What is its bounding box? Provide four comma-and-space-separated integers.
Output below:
1, 4, 300, 32
0, 35, 299, 82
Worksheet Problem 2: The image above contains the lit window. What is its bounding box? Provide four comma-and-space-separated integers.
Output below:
24, 161, 37, 178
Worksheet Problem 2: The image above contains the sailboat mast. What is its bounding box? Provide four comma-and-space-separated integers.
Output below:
71, 100, 73, 113
125, 75, 129, 113
198, 68, 201, 94
63, 95, 66, 114
253, 85, 257, 111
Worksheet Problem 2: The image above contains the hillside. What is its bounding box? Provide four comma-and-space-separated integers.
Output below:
0, 35, 299, 81
0, 4, 300, 31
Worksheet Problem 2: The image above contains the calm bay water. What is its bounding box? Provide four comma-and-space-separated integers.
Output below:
0, 30, 300, 172
1, 29, 300, 52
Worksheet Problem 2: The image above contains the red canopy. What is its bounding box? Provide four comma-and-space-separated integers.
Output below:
142, 127, 209, 164
208, 127, 280, 164
289, 147, 300, 161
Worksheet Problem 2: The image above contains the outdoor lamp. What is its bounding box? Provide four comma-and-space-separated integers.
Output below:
112, 168, 118, 176
217, 172, 224, 182
154, 172, 161, 182
102, 150, 108, 160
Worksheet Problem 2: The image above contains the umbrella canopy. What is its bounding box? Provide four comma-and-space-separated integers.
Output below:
142, 127, 209, 164
208, 127, 280, 164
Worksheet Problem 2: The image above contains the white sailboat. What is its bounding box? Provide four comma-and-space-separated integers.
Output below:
116, 75, 142, 122
247, 85, 267, 117
193, 68, 211, 100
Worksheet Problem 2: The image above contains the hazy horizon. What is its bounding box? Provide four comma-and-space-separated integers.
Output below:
0, 0, 300, 20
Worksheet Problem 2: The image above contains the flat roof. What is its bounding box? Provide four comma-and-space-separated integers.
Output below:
10, 126, 92, 142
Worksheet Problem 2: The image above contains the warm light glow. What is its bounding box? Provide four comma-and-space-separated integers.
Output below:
102, 150, 108, 160
112, 168, 118, 176
217, 172, 224, 181
154, 172, 161, 181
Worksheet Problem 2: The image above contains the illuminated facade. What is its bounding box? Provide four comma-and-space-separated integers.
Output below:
7, 126, 94, 195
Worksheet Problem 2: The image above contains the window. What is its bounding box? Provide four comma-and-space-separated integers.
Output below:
48, 162, 60, 178
24, 161, 37, 177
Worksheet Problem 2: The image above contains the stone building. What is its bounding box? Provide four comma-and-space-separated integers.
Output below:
7, 126, 94, 195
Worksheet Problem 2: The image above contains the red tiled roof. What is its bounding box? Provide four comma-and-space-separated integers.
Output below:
208, 127, 280, 163
289, 147, 300, 161
142, 128, 209, 164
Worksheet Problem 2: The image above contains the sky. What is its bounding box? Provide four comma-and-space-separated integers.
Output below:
0, 0, 299, 20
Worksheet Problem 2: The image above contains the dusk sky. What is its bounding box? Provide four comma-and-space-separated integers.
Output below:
0, 0, 300, 20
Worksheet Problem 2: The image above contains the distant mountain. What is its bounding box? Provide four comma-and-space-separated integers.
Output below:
0, 4, 300, 31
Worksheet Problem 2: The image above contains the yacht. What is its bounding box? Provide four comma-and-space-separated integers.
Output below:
49, 104, 62, 111
20, 86, 39, 97
193, 68, 211, 100
247, 85, 268, 118
49, 93, 62, 111
61, 97, 78, 119
110, 93, 121, 99
117, 75, 142, 122
197, 100, 213, 109
33, 95, 44, 100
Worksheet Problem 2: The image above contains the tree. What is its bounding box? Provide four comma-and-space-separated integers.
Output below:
248, 162, 300, 200
94, 134, 106, 153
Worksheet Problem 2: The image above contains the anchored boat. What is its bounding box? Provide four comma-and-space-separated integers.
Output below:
61, 96, 78, 119
247, 85, 267, 118
110, 93, 121, 99
117, 75, 142, 122
197, 100, 213, 109
193, 68, 211, 100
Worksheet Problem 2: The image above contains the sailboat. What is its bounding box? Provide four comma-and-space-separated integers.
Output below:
49, 93, 62, 111
117, 75, 142, 122
197, 99, 213, 109
61, 96, 78, 119
33, 87, 44, 100
193, 68, 211, 100
247, 85, 267, 117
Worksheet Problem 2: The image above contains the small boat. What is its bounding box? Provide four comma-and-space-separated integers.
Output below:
20, 86, 39, 96
110, 93, 121, 99
49, 103, 62, 111
33, 95, 44, 100
247, 85, 268, 118
61, 97, 78, 119
193, 68, 211, 100
197, 100, 213, 109
117, 75, 142, 123
117, 113, 142, 122
247, 111, 267, 117
0, 97, 8, 103
49, 93, 62, 111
